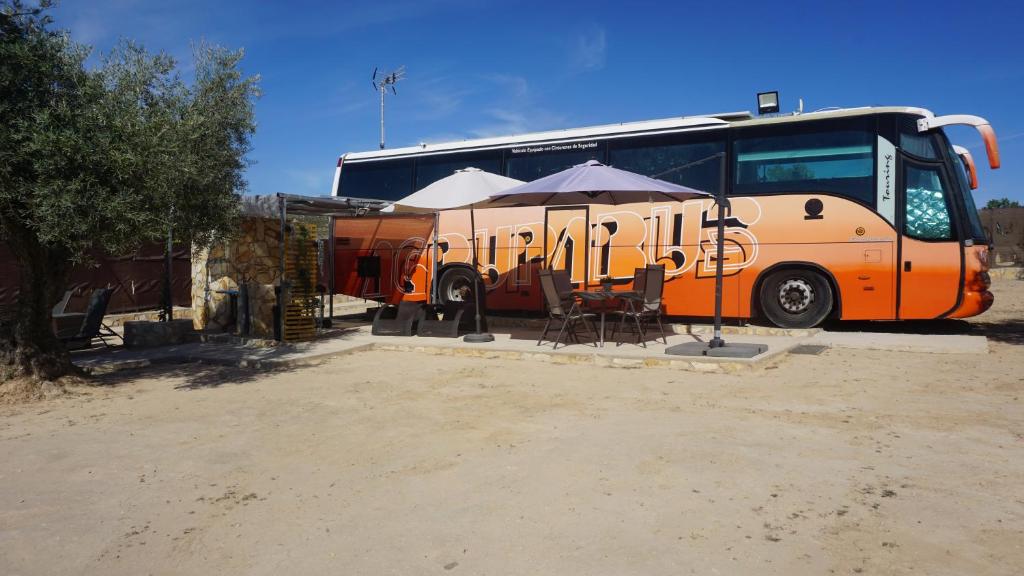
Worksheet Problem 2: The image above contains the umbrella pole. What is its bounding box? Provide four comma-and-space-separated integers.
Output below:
710, 153, 728, 348
464, 205, 494, 343
431, 211, 440, 304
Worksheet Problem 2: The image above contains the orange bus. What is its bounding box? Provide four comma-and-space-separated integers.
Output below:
330, 106, 1000, 328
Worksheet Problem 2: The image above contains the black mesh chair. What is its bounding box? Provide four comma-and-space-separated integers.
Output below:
537, 269, 598, 349
371, 301, 424, 336
59, 287, 121, 350
416, 303, 466, 338
613, 265, 667, 347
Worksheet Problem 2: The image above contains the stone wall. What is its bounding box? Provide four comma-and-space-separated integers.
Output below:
192, 218, 283, 338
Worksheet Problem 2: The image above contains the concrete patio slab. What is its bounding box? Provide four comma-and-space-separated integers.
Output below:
73, 312, 992, 378
74, 323, 804, 376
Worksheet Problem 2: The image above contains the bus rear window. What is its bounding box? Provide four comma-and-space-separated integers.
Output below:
338, 158, 413, 201
733, 130, 874, 205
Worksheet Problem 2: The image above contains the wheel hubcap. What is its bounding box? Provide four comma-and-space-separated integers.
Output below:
445, 278, 472, 302
778, 279, 814, 314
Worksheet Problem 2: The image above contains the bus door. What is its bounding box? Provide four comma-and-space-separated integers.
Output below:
544, 206, 589, 289
897, 155, 961, 319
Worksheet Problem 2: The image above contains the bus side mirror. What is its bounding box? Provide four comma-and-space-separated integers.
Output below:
953, 145, 979, 190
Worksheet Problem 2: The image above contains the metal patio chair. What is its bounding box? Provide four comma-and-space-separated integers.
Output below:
613, 264, 668, 347
550, 268, 575, 300
58, 287, 122, 350
537, 269, 598, 349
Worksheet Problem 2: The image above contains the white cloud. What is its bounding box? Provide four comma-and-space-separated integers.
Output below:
484, 73, 530, 99
469, 107, 568, 139
571, 24, 606, 72
413, 75, 473, 120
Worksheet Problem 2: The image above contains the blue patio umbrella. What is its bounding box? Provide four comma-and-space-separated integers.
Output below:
483, 159, 755, 355
484, 160, 711, 206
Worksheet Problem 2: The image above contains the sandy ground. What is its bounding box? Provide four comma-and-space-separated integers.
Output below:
1, 281, 1022, 576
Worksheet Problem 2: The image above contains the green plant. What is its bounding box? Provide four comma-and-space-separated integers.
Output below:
0, 1, 259, 381
985, 198, 1021, 209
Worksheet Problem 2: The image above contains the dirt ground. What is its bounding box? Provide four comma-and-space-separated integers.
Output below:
1, 280, 1022, 576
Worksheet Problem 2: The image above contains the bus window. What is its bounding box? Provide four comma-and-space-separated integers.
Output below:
338, 158, 413, 201
899, 116, 939, 160
904, 165, 953, 240
415, 154, 502, 191
506, 145, 604, 181
733, 130, 874, 204
609, 139, 724, 195
945, 141, 986, 241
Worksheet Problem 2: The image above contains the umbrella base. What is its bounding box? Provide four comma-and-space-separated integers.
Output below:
665, 341, 766, 358
463, 332, 495, 343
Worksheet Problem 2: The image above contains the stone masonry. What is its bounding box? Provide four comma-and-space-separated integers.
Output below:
192, 218, 282, 338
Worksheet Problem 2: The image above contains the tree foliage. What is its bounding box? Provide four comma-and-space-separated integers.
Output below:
985, 198, 1021, 209
0, 0, 260, 380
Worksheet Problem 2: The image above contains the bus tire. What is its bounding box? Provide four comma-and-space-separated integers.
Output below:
437, 266, 479, 305
759, 268, 833, 328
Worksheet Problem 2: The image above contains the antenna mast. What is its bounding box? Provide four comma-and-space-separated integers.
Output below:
372, 66, 405, 150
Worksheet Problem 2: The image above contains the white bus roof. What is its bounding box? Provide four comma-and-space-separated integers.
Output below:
340, 106, 934, 163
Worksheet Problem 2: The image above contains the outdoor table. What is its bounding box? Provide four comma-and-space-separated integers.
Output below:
572, 289, 640, 347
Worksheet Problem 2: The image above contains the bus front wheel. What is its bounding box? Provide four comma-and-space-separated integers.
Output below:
759, 268, 833, 328
437, 267, 478, 305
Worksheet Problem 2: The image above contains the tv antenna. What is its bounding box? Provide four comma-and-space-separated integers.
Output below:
372, 66, 405, 150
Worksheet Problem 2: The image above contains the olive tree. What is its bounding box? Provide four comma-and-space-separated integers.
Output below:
0, 1, 259, 381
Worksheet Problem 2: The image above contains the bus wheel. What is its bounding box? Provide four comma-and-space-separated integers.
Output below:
759, 268, 833, 328
437, 267, 478, 305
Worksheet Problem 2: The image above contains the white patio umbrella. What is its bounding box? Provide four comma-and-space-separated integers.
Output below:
386, 167, 523, 213
386, 167, 524, 343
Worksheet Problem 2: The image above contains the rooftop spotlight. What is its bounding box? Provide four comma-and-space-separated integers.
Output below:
757, 91, 780, 115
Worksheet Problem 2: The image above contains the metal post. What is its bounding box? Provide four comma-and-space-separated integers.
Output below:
431, 211, 440, 303
164, 221, 173, 322
379, 85, 385, 150
276, 196, 287, 341
464, 205, 494, 343
328, 215, 335, 319
710, 153, 728, 348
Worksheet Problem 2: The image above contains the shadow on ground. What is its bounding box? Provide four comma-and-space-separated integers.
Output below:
75, 325, 369, 391
822, 318, 1024, 346
86, 358, 301, 391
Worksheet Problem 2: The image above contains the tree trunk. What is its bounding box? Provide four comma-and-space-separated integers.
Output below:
0, 223, 75, 382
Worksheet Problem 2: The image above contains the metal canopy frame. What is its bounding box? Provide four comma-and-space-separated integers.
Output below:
253, 193, 436, 340
257, 194, 389, 340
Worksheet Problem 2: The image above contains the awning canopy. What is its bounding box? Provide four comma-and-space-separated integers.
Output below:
241, 193, 391, 219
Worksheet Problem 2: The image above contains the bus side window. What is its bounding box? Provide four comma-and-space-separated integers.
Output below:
733, 129, 874, 205
506, 146, 605, 181
416, 154, 503, 190
339, 158, 413, 202
609, 139, 724, 195
903, 165, 953, 241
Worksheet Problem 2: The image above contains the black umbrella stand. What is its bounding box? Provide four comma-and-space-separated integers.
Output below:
463, 205, 495, 343
666, 153, 765, 358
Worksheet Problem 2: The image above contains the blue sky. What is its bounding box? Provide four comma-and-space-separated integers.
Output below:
52, 0, 1023, 205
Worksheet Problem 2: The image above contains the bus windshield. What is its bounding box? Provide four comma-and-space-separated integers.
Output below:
945, 139, 986, 241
